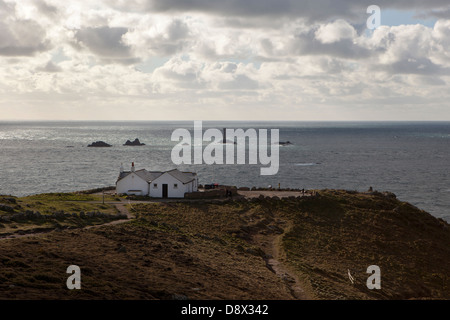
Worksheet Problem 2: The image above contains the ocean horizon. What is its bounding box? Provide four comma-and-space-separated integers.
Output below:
0, 120, 449, 222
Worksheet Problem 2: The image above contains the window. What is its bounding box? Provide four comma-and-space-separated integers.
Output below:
174, 184, 178, 189
153, 183, 157, 188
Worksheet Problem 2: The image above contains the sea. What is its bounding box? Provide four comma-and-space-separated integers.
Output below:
0, 121, 449, 222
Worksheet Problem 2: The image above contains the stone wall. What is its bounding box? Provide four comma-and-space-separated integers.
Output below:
185, 186, 237, 199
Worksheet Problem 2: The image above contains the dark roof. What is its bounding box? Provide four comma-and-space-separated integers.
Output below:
118, 171, 130, 181
135, 169, 163, 182
117, 169, 163, 183
166, 169, 197, 184
117, 168, 196, 184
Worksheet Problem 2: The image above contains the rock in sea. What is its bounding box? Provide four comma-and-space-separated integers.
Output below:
123, 138, 145, 146
87, 141, 112, 147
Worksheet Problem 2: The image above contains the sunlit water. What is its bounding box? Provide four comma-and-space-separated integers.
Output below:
0, 121, 449, 221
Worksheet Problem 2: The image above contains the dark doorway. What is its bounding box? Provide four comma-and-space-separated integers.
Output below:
162, 184, 168, 198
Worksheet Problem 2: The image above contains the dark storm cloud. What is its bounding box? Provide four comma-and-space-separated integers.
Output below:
110, 0, 352, 21
108, 0, 450, 22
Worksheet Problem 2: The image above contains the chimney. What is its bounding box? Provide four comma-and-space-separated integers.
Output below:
131, 162, 135, 172
120, 163, 124, 173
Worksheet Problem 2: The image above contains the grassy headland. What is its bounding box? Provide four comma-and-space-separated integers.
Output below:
0, 190, 448, 299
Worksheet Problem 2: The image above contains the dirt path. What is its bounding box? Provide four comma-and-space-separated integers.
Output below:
83, 202, 134, 231
254, 220, 311, 300
114, 202, 132, 218
2, 194, 310, 300
1, 196, 311, 299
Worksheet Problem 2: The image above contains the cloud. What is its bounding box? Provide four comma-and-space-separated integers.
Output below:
366, 23, 450, 75
416, 6, 450, 19
218, 74, 259, 90
74, 26, 139, 64
0, 0, 51, 56
33, 0, 58, 18
315, 19, 357, 44
124, 18, 192, 57
287, 30, 372, 60
431, 20, 450, 64
107, 0, 450, 23
152, 57, 205, 90
1, 1, 450, 120
379, 57, 447, 75
151, 56, 264, 94
36, 61, 62, 73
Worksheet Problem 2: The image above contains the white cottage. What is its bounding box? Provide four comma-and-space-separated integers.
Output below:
116, 163, 198, 198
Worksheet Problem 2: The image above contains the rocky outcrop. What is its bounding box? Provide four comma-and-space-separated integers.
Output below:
87, 141, 111, 147
123, 138, 145, 146
0, 209, 127, 222
0, 204, 14, 213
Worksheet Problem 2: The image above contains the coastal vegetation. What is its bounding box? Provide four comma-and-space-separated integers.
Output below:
0, 190, 448, 299
0, 193, 125, 237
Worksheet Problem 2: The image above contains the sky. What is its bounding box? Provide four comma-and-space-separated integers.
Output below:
0, 0, 449, 121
